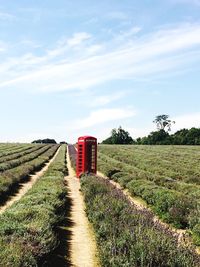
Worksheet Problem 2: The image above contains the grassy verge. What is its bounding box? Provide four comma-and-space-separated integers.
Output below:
81, 175, 200, 267
0, 145, 68, 267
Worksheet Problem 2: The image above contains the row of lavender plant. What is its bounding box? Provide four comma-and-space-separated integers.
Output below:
81, 175, 200, 267
0, 145, 68, 267
97, 150, 200, 245
68, 144, 77, 169
0, 144, 59, 203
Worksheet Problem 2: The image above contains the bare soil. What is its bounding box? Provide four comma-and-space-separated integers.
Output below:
66, 148, 99, 267
0, 147, 60, 214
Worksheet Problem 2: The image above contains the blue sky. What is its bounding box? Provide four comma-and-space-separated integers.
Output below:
0, 0, 200, 143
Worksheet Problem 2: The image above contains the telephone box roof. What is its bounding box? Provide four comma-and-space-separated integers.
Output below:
78, 136, 97, 140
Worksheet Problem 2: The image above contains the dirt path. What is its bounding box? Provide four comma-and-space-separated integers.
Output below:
0, 147, 60, 214
66, 147, 99, 267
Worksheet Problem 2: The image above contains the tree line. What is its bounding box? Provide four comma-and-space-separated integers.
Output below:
102, 115, 200, 145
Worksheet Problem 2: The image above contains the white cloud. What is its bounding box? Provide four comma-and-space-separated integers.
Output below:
46, 32, 92, 58
124, 112, 200, 139
172, 113, 200, 132
90, 91, 126, 107
85, 44, 103, 55
73, 107, 136, 129
172, 0, 200, 6
127, 126, 154, 139
0, 41, 7, 52
0, 23, 200, 92
67, 32, 91, 47
19, 39, 42, 49
151, 90, 161, 96
107, 11, 128, 21
116, 26, 142, 41
192, 0, 200, 4
0, 11, 15, 21
0, 132, 56, 143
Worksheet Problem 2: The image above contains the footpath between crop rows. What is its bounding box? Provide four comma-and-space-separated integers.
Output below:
65, 147, 99, 267
0, 145, 99, 267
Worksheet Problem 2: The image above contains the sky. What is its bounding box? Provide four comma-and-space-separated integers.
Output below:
0, 0, 200, 143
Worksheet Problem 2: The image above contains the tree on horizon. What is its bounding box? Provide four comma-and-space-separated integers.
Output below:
153, 114, 175, 132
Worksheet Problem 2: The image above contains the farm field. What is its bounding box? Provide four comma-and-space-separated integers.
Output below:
68, 144, 200, 266
0, 143, 60, 204
0, 144, 68, 266
0, 143, 98, 267
81, 174, 199, 266
98, 145, 200, 246
0, 143, 200, 266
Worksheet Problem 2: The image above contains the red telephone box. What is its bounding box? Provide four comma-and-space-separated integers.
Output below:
76, 136, 97, 178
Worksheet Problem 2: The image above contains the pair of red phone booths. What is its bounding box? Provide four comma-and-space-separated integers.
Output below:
76, 136, 97, 178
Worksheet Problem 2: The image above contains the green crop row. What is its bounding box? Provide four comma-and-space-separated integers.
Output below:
81, 175, 199, 267
0, 144, 22, 153
0, 145, 59, 203
0, 144, 45, 165
97, 153, 200, 245
0, 145, 68, 267
98, 149, 200, 201
98, 145, 200, 185
0, 144, 34, 158
0, 145, 52, 172
68, 144, 77, 170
